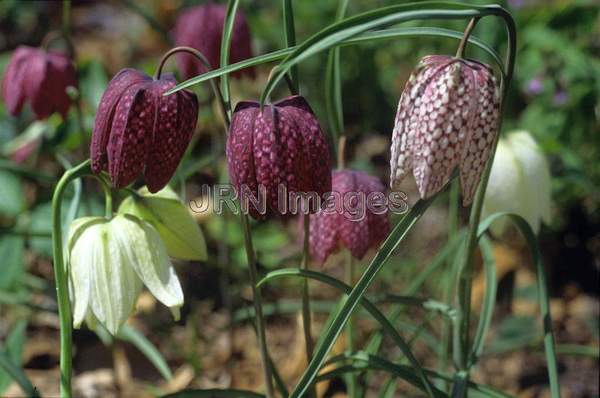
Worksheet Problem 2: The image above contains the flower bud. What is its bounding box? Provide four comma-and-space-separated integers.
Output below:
308, 170, 390, 264
482, 131, 551, 235
90, 68, 198, 192
68, 215, 184, 335
1, 46, 77, 120
226, 95, 332, 219
118, 186, 208, 261
173, 2, 255, 80
390, 55, 500, 205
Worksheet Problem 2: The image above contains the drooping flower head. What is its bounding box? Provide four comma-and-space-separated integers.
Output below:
308, 170, 390, 264
226, 95, 332, 219
1, 46, 76, 120
482, 130, 551, 236
390, 55, 500, 205
68, 214, 184, 335
173, 2, 254, 80
91, 68, 198, 193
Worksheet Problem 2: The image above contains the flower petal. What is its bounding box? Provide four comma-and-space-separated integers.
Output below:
106, 83, 155, 188
91, 68, 149, 173
112, 215, 184, 315
144, 76, 198, 193
1, 46, 33, 116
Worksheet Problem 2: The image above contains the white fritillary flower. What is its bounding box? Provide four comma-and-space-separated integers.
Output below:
67, 214, 184, 335
482, 130, 552, 235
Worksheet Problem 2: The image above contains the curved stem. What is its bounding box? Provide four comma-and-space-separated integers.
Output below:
344, 253, 357, 398
155, 46, 231, 128
300, 213, 315, 398
51, 159, 93, 398
455, 17, 479, 58
239, 213, 275, 398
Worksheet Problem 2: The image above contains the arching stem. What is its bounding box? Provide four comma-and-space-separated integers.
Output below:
155, 46, 230, 128
455, 17, 480, 59
300, 212, 315, 398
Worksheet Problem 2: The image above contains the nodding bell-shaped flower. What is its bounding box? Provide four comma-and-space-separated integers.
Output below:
91, 68, 198, 193
68, 214, 184, 335
482, 131, 552, 236
390, 55, 500, 206
173, 2, 255, 80
1, 46, 76, 120
308, 170, 390, 264
226, 95, 332, 219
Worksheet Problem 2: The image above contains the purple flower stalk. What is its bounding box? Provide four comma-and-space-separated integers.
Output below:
308, 170, 390, 264
1, 46, 76, 120
390, 55, 500, 206
91, 68, 198, 193
173, 2, 255, 80
226, 95, 332, 219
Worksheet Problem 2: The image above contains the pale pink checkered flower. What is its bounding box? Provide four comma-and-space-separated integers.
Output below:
308, 170, 390, 264
390, 55, 500, 206
91, 69, 198, 192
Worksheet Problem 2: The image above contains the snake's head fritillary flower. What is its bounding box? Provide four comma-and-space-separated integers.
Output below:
226, 95, 332, 219
90, 68, 198, 193
482, 131, 551, 236
308, 170, 390, 264
1, 46, 76, 120
390, 55, 500, 206
68, 215, 184, 335
173, 2, 254, 80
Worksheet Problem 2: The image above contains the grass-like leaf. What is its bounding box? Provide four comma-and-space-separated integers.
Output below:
0, 350, 39, 398
271, 195, 439, 398
477, 213, 561, 398
469, 236, 497, 367
220, 0, 240, 119
162, 388, 264, 398
259, 2, 514, 106
282, 0, 299, 93
117, 325, 173, 381
257, 267, 439, 397
165, 27, 504, 96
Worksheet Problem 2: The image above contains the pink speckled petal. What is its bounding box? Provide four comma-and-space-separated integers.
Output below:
106, 83, 155, 188
459, 61, 500, 205
1, 46, 34, 116
145, 76, 198, 193
309, 209, 340, 264
91, 68, 149, 173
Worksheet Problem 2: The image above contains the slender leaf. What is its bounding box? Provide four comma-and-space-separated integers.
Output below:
0, 351, 38, 397
325, 0, 350, 150
478, 213, 560, 398
117, 325, 173, 381
162, 388, 264, 398
267, 195, 439, 398
260, 2, 513, 105
318, 351, 513, 398
469, 236, 497, 367
220, 0, 240, 119
166, 27, 504, 95
0, 320, 27, 394
282, 0, 299, 92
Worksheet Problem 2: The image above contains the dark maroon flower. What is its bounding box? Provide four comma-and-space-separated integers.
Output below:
91, 68, 198, 193
173, 2, 254, 80
226, 95, 332, 219
308, 170, 390, 264
1, 46, 76, 120
390, 55, 500, 206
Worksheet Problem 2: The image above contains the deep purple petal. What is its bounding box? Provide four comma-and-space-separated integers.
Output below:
91, 68, 149, 173
1, 46, 34, 116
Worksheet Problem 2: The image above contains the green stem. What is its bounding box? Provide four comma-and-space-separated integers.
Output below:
283, 0, 299, 94
300, 212, 315, 398
345, 252, 358, 398
455, 17, 479, 59
452, 10, 517, 396
51, 159, 92, 398
239, 213, 275, 398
